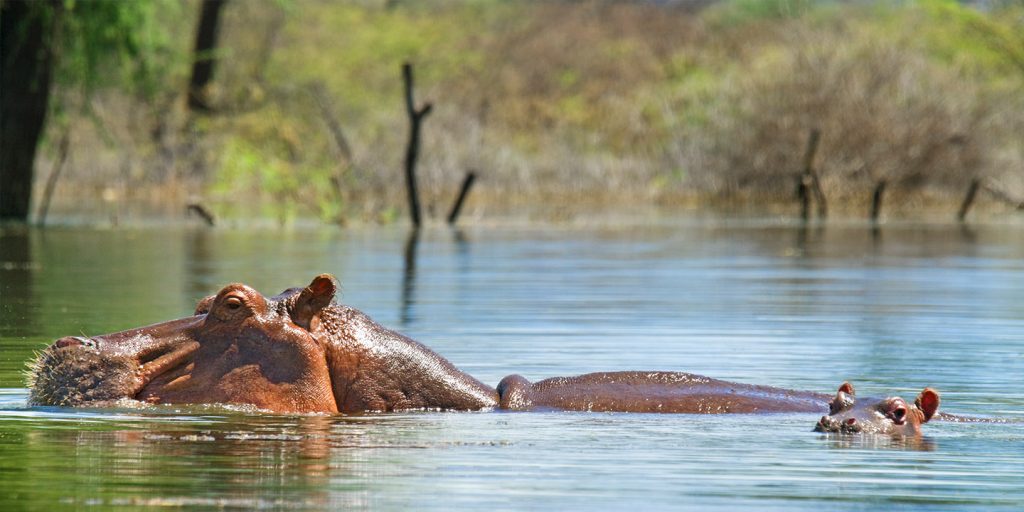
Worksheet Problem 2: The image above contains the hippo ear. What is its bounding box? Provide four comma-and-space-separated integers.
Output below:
830, 381, 856, 414
915, 388, 940, 423
195, 295, 215, 315
291, 274, 338, 330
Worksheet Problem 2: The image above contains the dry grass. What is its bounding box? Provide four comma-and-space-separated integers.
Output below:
34, 0, 1024, 223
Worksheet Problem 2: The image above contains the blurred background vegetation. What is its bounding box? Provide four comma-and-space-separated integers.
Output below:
8, 0, 1024, 224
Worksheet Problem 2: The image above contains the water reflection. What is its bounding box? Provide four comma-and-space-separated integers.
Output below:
400, 229, 419, 326
399, 228, 474, 327
818, 433, 936, 451
0, 227, 34, 338
11, 412, 436, 508
184, 230, 215, 301
3, 221, 1024, 509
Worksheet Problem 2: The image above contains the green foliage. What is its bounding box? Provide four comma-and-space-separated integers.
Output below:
40, 0, 1024, 221
210, 108, 342, 224
269, 2, 500, 120
55, 0, 189, 99
703, 0, 823, 27
913, 0, 1024, 77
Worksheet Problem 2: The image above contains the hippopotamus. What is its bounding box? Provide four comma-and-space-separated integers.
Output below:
814, 382, 940, 436
29, 274, 940, 434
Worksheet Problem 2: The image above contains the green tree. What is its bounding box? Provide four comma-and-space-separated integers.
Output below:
0, 0, 181, 222
187, 0, 228, 112
1, 1, 59, 221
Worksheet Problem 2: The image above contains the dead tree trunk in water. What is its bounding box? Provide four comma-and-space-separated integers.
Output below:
870, 179, 886, 223
797, 129, 826, 221
402, 62, 432, 229
797, 176, 811, 221
447, 171, 477, 225
957, 178, 981, 222
957, 178, 1024, 222
187, 0, 228, 112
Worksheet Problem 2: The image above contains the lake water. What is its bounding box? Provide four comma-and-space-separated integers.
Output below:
1, 220, 1023, 509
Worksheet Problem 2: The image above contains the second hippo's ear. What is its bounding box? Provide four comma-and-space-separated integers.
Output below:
915, 388, 940, 423
195, 295, 215, 315
830, 381, 856, 413
291, 274, 338, 330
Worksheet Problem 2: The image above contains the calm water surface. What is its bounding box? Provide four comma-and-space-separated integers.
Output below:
1, 220, 1023, 509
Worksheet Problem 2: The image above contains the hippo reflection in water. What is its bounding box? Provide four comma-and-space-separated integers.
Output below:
29, 274, 940, 435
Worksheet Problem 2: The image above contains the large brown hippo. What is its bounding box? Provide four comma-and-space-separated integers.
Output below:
29, 274, 940, 434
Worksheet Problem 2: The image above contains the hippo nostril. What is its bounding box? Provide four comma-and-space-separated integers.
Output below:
55, 336, 83, 349
54, 336, 96, 349
817, 416, 838, 432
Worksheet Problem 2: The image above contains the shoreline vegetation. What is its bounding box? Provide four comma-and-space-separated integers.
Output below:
27, 0, 1024, 226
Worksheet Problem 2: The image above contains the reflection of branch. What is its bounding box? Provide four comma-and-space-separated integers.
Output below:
400, 229, 419, 326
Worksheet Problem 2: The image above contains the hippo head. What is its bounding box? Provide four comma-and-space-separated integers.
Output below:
29, 275, 341, 413
814, 382, 940, 435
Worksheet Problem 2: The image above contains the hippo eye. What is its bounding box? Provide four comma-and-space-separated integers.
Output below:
209, 293, 254, 321
224, 296, 244, 310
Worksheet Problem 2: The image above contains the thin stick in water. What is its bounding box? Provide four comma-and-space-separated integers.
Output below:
447, 171, 477, 225
957, 178, 981, 222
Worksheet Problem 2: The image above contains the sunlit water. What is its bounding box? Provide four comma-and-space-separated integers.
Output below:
1, 220, 1023, 509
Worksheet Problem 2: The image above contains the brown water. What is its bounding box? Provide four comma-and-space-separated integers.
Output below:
1, 220, 1023, 509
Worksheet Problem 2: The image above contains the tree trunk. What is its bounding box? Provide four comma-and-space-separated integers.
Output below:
187, 0, 228, 112
402, 62, 432, 228
1, 1, 59, 221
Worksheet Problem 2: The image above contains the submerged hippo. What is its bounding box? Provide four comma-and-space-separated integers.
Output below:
30, 274, 939, 434
814, 382, 939, 436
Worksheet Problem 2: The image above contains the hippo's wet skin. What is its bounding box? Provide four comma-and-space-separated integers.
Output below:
30, 275, 939, 434
814, 382, 940, 435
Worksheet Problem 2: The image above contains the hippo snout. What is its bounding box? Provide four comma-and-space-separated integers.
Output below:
815, 415, 837, 432
815, 415, 862, 433
53, 336, 99, 349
